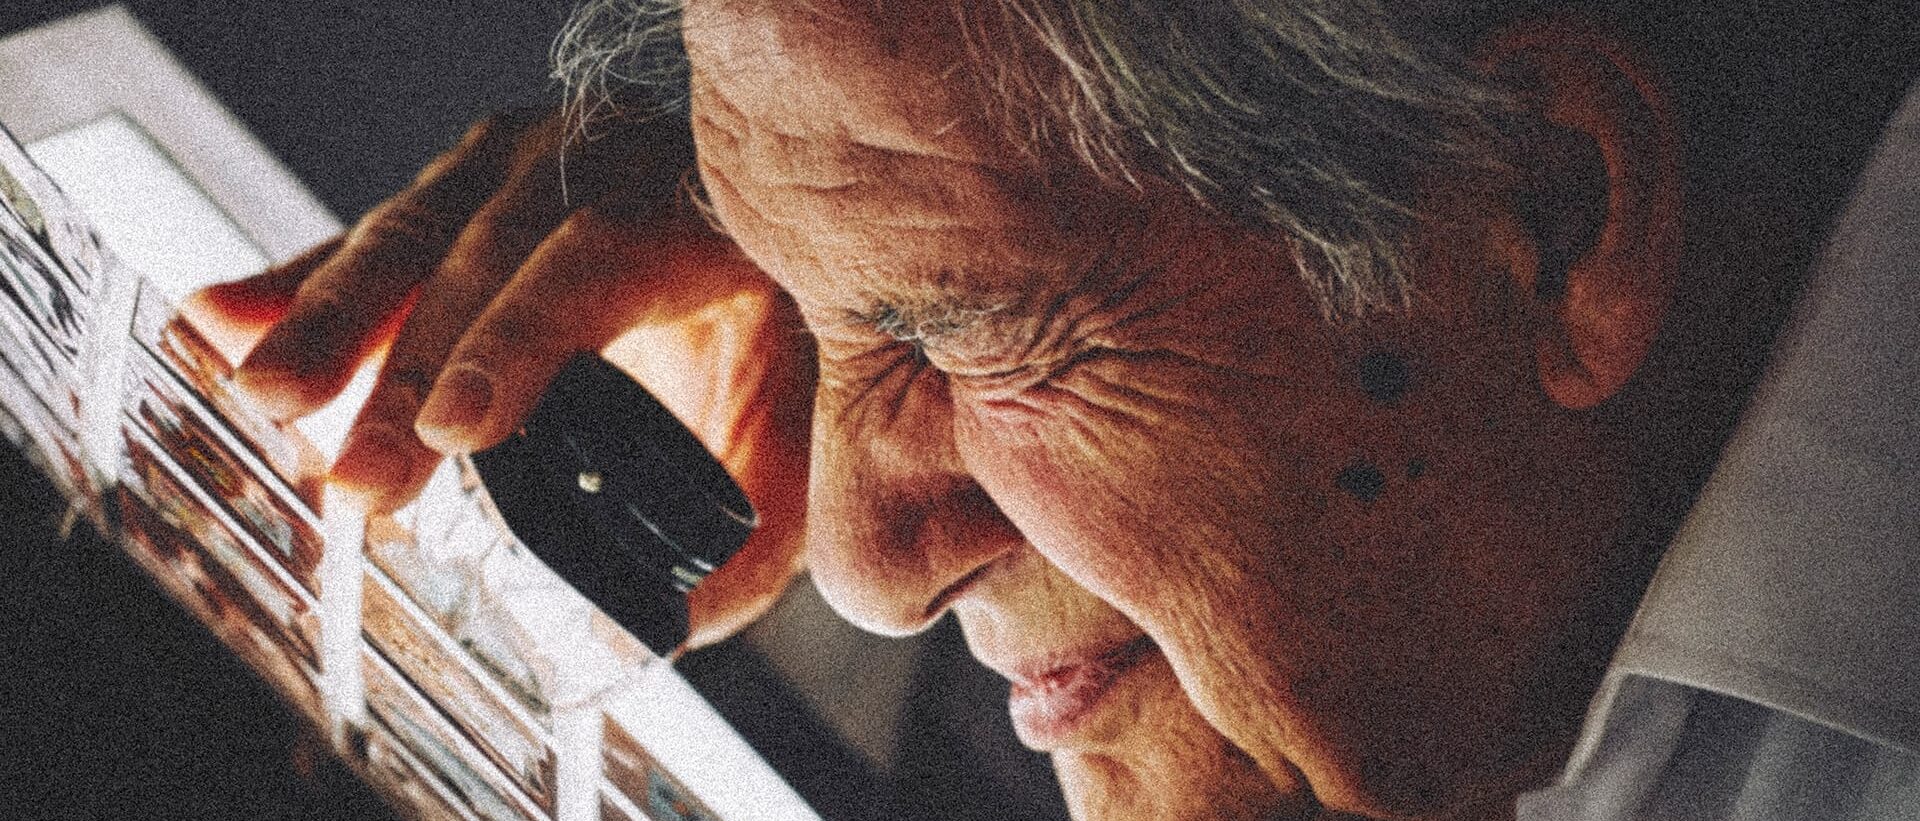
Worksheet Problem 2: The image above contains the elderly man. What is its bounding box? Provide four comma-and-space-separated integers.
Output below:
190, 0, 1919, 818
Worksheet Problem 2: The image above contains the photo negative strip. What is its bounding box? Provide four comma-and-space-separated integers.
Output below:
124, 340, 324, 594
0, 258, 87, 428
353, 722, 485, 821
0, 340, 93, 501
116, 484, 327, 725
363, 564, 559, 813
365, 458, 559, 724
0, 219, 85, 362
599, 789, 648, 821
132, 282, 328, 509
603, 717, 721, 821
0, 123, 109, 299
361, 646, 549, 821
13, 401, 92, 505
118, 422, 323, 711
0, 139, 49, 243
0, 163, 100, 389
0, 301, 74, 409
0, 180, 106, 430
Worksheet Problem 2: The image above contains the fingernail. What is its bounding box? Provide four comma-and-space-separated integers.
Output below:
330, 422, 424, 498
232, 362, 310, 421
415, 365, 493, 451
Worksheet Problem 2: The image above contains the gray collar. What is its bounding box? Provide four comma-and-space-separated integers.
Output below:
1563, 80, 1920, 781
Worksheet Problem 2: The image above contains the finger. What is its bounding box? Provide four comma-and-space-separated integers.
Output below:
406, 205, 650, 456
234, 113, 533, 420
418, 205, 814, 645
410, 180, 750, 454
328, 120, 586, 509
324, 111, 694, 507
188, 235, 345, 330
415, 195, 812, 643
176, 236, 345, 367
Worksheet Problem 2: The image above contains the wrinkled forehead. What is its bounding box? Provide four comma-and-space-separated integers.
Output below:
681, 0, 993, 166
681, 0, 1120, 315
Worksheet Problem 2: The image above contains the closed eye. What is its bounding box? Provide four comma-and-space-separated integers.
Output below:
944, 348, 1094, 398
831, 340, 941, 425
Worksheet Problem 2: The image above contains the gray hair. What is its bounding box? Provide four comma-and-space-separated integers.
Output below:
553, 0, 1522, 318
551, 0, 690, 134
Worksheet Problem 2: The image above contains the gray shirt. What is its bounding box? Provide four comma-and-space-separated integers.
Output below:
1518, 80, 1920, 820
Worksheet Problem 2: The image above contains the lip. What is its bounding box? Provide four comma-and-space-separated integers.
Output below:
1005, 635, 1158, 749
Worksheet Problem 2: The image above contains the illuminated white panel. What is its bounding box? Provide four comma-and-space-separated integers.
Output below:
27, 115, 267, 300
608, 664, 822, 821
28, 116, 372, 460
294, 361, 378, 462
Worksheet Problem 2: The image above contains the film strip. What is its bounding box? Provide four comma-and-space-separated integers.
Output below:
0, 106, 815, 821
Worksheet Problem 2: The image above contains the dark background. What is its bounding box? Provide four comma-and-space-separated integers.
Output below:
0, 2, 1069, 819
3, 1, 1913, 820
0, 0, 574, 219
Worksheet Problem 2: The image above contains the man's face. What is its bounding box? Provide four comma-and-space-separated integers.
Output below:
684, 2, 1638, 817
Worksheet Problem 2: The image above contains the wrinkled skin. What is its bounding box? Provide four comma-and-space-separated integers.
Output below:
200, 2, 1674, 818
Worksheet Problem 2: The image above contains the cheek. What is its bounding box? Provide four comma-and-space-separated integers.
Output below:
947, 364, 1362, 683
951, 356, 1355, 602
951, 367, 1357, 796
952, 379, 1235, 611
946, 354, 1566, 786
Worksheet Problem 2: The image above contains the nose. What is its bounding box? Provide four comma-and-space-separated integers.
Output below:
804, 366, 1019, 636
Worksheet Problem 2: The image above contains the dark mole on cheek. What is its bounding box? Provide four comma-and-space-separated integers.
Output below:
1357, 351, 1412, 403
1406, 458, 1427, 480
1336, 461, 1387, 503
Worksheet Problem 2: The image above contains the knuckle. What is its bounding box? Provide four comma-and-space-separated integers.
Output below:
427, 112, 525, 176
463, 200, 552, 257
551, 204, 623, 248
383, 363, 439, 410
350, 199, 458, 260
509, 118, 567, 169
462, 113, 512, 148
472, 108, 545, 144
479, 309, 552, 352
414, 113, 550, 212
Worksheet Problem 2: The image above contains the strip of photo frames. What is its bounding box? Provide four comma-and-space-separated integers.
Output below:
0, 118, 808, 821
0, 123, 107, 503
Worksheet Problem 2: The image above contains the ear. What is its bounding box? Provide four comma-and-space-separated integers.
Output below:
1477, 18, 1682, 410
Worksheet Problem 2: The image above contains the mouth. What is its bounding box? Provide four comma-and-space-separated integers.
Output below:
1005, 635, 1158, 749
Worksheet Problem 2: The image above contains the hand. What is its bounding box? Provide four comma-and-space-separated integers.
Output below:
185, 109, 816, 645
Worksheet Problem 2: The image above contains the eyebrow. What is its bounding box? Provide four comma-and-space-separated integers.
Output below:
847, 296, 1010, 347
